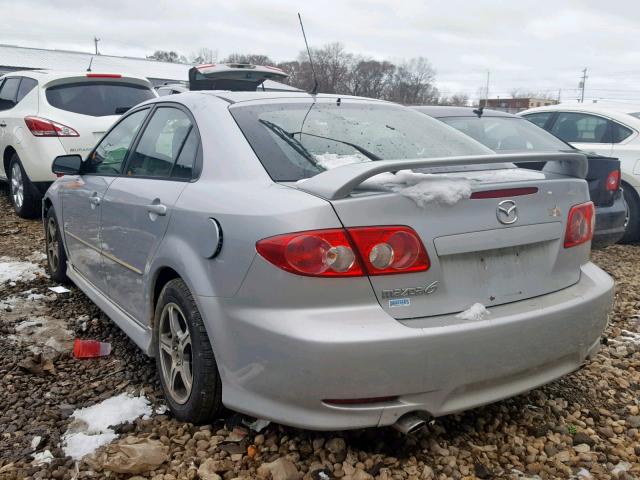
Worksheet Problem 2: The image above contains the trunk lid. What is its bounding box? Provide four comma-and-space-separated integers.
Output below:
189, 64, 289, 91
296, 153, 590, 320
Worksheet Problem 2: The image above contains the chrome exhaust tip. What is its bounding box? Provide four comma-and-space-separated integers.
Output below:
392, 413, 427, 435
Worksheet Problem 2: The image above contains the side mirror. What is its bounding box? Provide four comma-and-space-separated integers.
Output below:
52, 154, 82, 175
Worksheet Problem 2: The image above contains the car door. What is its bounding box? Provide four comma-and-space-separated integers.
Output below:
0, 77, 21, 178
549, 111, 614, 156
61, 108, 150, 291
100, 105, 199, 323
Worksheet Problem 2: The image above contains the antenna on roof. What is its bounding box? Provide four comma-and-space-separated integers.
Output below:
298, 13, 318, 95
86, 56, 94, 72
473, 105, 484, 118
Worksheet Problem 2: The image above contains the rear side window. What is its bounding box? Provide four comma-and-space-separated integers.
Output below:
16, 78, 37, 102
172, 129, 199, 179
551, 112, 610, 143
612, 122, 633, 143
522, 112, 553, 128
46, 81, 155, 117
0, 78, 20, 110
126, 107, 195, 179
85, 109, 149, 175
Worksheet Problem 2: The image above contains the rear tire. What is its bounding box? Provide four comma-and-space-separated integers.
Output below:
154, 278, 223, 423
45, 207, 70, 283
9, 154, 41, 219
620, 184, 640, 243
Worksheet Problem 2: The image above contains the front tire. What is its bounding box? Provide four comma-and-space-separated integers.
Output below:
620, 184, 640, 243
154, 278, 222, 423
45, 207, 70, 283
9, 154, 41, 219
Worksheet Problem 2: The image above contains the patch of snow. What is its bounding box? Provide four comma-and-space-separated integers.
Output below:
362, 170, 472, 207
49, 285, 71, 294
456, 303, 490, 321
0, 257, 45, 284
31, 435, 42, 450
26, 251, 47, 262
575, 468, 592, 479
62, 393, 152, 460
314, 152, 370, 169
32, 449, 53, 465
15, 320, 40, 332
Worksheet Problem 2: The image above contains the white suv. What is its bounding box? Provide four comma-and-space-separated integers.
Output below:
0, 71, 157, 217
519, 103, 640, 242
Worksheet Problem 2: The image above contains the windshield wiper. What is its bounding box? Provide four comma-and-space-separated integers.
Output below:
290, 131, 382, 161
258, 119, 321, 168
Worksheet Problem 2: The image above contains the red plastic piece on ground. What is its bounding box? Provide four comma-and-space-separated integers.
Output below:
73, 339, 111, 358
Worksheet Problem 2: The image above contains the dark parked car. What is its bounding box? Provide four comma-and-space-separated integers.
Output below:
414, 106, 627, 248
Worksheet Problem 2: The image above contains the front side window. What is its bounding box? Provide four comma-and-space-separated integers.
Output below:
46, 81, 155, 117
440, 116, 570, 152
0, 78, 21, 111
230, 101, 491, 181
85, 109, 149, 175
125, 107, 194, 178
522, 112, 553, 129
551, 112, 610, 143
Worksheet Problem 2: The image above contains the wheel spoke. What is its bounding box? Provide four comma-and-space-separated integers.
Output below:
159, 333, 173, 355
179, 363, 193, 392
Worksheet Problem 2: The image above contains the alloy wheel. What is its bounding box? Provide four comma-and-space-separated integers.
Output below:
46, 216, 60, 272
158, 303, 193, 404
10, 162, 24, 209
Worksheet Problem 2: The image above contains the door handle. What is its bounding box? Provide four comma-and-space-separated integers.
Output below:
146, 203, 167, 216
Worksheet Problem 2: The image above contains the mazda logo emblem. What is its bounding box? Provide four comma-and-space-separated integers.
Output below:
497, 199, 518, 225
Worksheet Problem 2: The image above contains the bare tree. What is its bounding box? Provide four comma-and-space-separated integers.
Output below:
386, 57, 439, 105
191, 48, 217, 64
509, 89, 556, 100
439, 93, 470, 106
223, 53, 275, 66
347, 59, 396, 98
147, 50, 188, 63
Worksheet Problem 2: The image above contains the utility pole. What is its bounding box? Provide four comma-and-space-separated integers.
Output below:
557, 88, 562, 103
484, 70, 490, 107
579, 68, 588, 103
93, 37, 101, 55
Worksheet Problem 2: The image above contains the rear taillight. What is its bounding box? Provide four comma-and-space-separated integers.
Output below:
256, 229, 363, 277
24, 116, 79, 137
256, 226, 429, 277
564, 202, 595, 248
606, 170, 620, 191
348, 226, 430, 275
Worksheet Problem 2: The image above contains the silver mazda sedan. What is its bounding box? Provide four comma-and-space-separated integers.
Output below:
43, 91, 613, 432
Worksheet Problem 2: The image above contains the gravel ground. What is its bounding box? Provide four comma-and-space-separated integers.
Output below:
1, 184, 639, 480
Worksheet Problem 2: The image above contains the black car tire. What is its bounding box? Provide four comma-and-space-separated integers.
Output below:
44, 207, 70, 283
8, 154, 41, 219
154, 278, 223, 423
620, 184, 640, 243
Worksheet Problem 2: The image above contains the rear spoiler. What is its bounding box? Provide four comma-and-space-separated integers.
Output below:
296, 152, 587, 200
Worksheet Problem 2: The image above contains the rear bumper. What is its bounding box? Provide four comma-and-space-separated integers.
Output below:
593, 192, 627, 248
198, 262, 613, 430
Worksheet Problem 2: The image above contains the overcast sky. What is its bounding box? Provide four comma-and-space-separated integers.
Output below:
3, 0, 640, 103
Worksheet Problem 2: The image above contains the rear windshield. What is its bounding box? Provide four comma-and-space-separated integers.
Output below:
439, 116, 571, 153
230, 100, 491, 181
46, 81, 155, 117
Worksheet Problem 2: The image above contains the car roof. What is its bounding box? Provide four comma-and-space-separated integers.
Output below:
522, 102, 640, 117
178, 90, 391, 105
412, 105, 517, 118
0, 69, 151, 84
